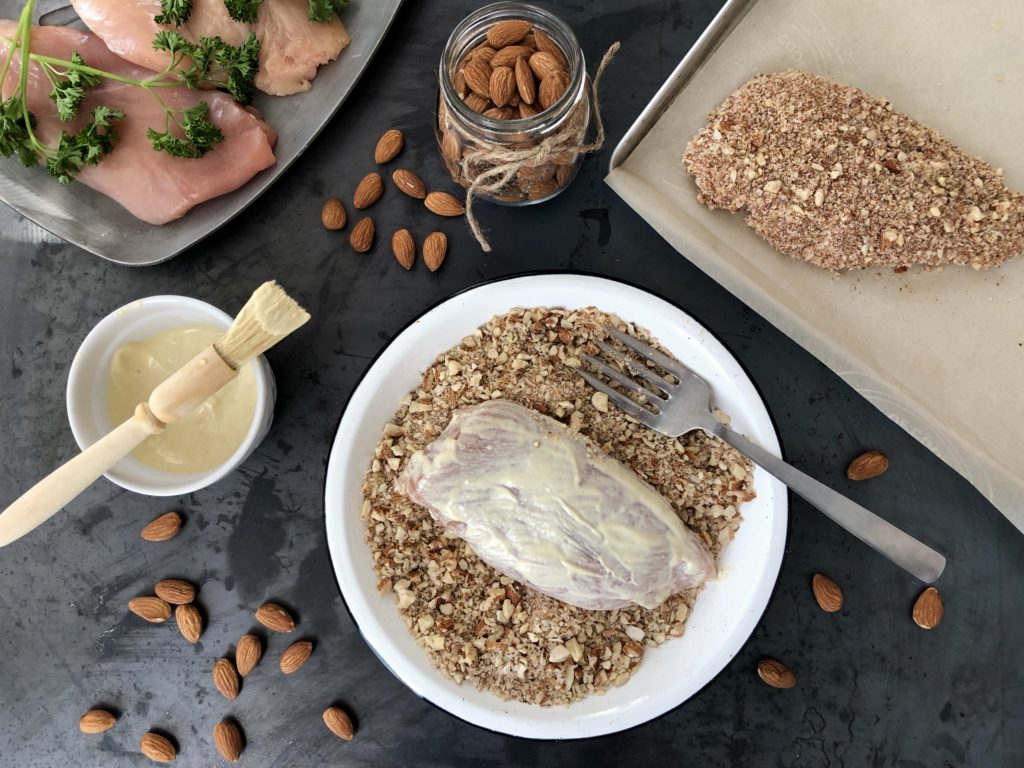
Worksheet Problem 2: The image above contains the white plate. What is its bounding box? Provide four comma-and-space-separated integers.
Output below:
323, 274, 787, 739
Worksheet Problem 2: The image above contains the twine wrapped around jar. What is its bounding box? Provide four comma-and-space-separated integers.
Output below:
455, 42, 620, 252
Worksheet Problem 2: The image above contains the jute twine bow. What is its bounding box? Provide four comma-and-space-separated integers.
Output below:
459, 42, 621, 252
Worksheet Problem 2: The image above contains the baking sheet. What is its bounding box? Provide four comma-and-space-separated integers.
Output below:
0, 0, 403, 266
606, 0, 1024, 529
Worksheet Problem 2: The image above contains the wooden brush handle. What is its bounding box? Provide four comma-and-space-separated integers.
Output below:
0, 404, 165, 547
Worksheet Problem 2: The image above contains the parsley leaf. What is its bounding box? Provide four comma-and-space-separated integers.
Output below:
224, 0, 262, 23
49, 52, 101, 122
152, 32, 260, 105
154, 0, 193, 26
0, 97, 39, 167
146, 101, 224, 159
45, 105, 124, 183
308, 0, 348, 23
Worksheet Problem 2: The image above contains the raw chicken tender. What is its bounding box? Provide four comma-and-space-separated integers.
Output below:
0, 22, 277, 224
71, 0, 350, 96
397, 400, 716, 611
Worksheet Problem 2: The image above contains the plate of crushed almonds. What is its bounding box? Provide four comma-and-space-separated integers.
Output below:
324, 274, 787, 739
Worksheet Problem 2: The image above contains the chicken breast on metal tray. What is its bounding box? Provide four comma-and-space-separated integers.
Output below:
70, 0, 350, 96
397, 400, 716, 611
0, 22, 277, 224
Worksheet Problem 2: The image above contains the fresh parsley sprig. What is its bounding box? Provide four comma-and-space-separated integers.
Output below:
152, 30, 261, 105
147, 101, 223, 159
224, 0, 263, 23
155, 0, 193, 27
308, 0, 348, 23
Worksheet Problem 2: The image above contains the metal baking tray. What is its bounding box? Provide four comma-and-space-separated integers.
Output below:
0, 0, 403, 266
605, 0, 1024, 529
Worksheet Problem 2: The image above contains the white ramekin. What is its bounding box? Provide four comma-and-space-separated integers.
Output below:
66, 295, 276, 497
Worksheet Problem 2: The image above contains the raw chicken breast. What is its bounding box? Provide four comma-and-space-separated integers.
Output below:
70, 0, 350, 95
397, 400, 716, 611
0, 22, 277, 225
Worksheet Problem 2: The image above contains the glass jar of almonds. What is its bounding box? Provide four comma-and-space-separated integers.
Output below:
436, 2, 590, 206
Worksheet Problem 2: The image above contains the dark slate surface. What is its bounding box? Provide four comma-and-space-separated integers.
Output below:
0, 1, 1021, 766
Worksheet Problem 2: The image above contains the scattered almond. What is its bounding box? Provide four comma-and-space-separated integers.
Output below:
255, 602, 296, 633
322, 706, 354, 741
425, 191, 465, 217
515, 56, 535, 105
538, 70, 569, 110
912, 586, 944, 629
757, 658, 796, 689
392, 169, 426, 199
279, 640, 314, 674
423, 232, 448, 272
349, 216, 375, 253
392, 229, 415, 270
140, 732, 176, 763
373, 128, 404, 164
847, 450, 890, 481
79, 709, 117, 734
175, 604, 203, 644
529, 51, 565, 81
489, 65, 516, 107
129, 596, 171, 624
154, 579, 195, 605
235, 634, 262, 677
463, 57, 492, 98
140, 511, 182, 542
213, 658, 240, 700
353, 172, 384, 210
490, 45, 534, 69
487, 19, 531, 49
213, 720, 243, 763
811, 573, 843, 613
321, 197, 347, 230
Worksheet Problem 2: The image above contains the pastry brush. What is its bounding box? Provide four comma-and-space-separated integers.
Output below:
0, 281, 310, 548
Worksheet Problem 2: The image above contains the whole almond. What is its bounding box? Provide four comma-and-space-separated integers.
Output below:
811, 573, 843, 613
538, 70, 569, 110
353, 173, 384, 210
490, 45, 534, 68
392, 229, 415, 270
213, 720, 243, 763
349, 216, 375, 253
425, 191, 465, 217
489, 65, 516, 107
555, 162, 575, 186
235, 634, 262, 677
487, 19, 531, 49
129, 596, 171, 624
140, 511, 182, 542
373, 128, 404, 164
463, 92, 490, 113
533, 28, 568, 69
441, 130, 462, 162
79, 709, 117, 734
453, 68, 467, 97
463, 57, 492, 97
519, 102, 539, 119
520, 32, 537, 49
757, 658, 796, 689
392, 168, 426, 199
140, 732, 176, 763
846, 450, 890, 481
322, 706, 354, 741
482, 107, 516, 121
529, 51, 564, 81
320, 197, 346, 230
515, 56, 535, 105
213, 658, 240, 701
525, 177, 560, 201
467, 44, 497, 65
175, 603, 203, 644
255, 602, 296, 633
423, 232, 448, 272
279, 640, 314, 674
155, 579, 195, 605
912, 586, 944, 629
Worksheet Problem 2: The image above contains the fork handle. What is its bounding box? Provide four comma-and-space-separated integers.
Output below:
709, 424, 946, 583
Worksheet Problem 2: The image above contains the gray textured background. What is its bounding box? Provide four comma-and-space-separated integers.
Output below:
1, 1, 1022, 766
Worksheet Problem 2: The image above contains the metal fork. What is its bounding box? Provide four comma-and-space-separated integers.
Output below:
577, 328, 946, 583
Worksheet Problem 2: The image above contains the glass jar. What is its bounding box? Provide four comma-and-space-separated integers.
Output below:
436, 2, 591, 206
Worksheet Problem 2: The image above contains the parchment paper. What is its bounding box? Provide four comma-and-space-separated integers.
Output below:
606, 0, 1024, 528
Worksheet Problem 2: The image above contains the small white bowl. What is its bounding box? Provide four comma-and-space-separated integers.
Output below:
67, 295, 276, 497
